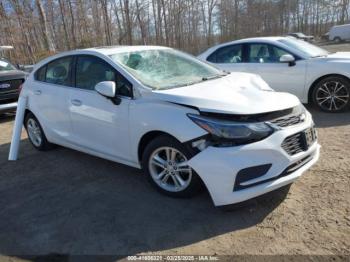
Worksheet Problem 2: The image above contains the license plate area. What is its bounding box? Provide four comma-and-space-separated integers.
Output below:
302, 127, 317, 150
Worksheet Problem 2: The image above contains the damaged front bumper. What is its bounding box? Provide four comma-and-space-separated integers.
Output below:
187, 113, 320, 206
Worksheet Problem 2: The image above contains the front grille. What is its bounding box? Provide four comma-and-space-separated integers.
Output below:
0, 79, 23, 95
284, 154, 313, 175
281, 132, 304, 155
282, 128, 317, 156
270, 114, 304, 128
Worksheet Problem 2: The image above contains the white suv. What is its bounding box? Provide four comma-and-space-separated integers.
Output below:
21, 46, 320, 206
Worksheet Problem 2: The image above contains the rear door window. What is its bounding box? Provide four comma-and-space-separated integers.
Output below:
207, 44, 243, 63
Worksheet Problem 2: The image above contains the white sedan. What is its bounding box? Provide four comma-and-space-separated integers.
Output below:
21, 46, 319, 206
198, 37, 350, 112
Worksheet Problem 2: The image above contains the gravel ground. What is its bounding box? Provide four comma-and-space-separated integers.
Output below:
0, 44, 349, 261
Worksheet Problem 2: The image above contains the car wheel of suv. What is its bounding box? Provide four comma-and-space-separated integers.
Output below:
334, 37, 341, 43
142, 135, 202, 198
25, 113, 52, 151
312, 76, 350, 112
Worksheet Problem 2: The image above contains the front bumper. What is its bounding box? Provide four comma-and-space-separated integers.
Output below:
188, 113, 320, 206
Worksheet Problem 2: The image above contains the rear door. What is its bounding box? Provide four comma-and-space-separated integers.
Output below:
30, 56, 73, 143
68, 55, 133, 161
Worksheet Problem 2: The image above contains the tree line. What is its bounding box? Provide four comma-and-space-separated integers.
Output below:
0, 0, 349, 64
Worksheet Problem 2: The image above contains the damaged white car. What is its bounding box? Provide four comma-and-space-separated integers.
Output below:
21, 46, 320, 206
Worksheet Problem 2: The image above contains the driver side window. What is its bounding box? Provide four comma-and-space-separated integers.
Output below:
75, 55, 133, 97
247, 44, 291, 63
207, 44, 242, 64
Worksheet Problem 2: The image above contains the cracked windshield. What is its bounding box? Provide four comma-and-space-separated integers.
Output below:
110, 49, 224, 90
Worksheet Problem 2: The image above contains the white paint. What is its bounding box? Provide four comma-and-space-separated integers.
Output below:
8, 95, 27, 161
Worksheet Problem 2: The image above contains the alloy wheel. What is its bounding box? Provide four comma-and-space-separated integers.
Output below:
27, 118, 42, 147
315, 81, 350, 111
148, 146, 192, 192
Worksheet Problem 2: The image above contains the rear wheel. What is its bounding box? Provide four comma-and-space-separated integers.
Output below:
334, 37, 342, 43
312, 76, 350, 112
25, 113, 53, 151
141, 135, 202, 198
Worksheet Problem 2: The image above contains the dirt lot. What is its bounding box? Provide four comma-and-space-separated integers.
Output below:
0, 44, 349, 261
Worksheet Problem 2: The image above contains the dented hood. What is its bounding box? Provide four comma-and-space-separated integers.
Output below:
151, 72, 300, 114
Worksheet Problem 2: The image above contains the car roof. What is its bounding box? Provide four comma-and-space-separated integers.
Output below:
210, 36, 286, 46
199, 36, 284, 53
197, 36, 309, 60
33, 45, 172, 70
83, 45, 170, 56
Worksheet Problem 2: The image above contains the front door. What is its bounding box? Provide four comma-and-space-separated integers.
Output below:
69, 55, 133, 162
245, 43, 307, 100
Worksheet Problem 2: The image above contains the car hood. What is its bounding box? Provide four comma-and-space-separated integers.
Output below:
150, 73, 300, 114
0, 70, 27, 81
322, 52, 350, 61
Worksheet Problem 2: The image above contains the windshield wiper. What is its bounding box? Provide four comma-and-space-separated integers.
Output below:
312, 54, 328, 58
202, 74, 226, 81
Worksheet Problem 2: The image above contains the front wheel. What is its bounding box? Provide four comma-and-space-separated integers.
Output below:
312, 76, 350, 112
141, 135, 202, 198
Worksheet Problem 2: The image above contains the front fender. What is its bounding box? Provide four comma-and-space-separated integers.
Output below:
305, 62, 350, 103
129, 99, 207, 164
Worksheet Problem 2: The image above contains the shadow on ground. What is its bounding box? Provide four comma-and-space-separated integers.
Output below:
0, 139, 290, 260
0, 112, 15, 124
305, 105, 350, 128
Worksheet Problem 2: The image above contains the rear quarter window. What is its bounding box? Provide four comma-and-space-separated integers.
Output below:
34, 66, 46, 82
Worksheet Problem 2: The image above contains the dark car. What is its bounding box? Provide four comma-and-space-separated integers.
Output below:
0, 57, 27, 113
287, 32, 314, 42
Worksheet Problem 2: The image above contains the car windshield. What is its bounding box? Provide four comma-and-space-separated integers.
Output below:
279, 38, 329, 58
0, 58, 16, 72
110, 49, 225, 90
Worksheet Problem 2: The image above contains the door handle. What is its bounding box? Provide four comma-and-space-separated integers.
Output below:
34, 90, 41, 95
71, 99, 82, 106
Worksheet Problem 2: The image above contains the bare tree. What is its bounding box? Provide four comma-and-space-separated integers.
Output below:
1, 0, 349, 64
36, 0, 55, 52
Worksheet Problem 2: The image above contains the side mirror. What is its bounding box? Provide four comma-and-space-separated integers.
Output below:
95, 81, 121, 105
280, 54, 296, 66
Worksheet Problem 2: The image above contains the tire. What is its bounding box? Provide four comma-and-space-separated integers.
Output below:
312, 76, 350, 112
334, 37, 341, 43
24, 112, 53, 151
141, 135, 202, 198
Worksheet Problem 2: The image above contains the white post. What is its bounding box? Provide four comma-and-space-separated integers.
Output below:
8, 95, 27, 161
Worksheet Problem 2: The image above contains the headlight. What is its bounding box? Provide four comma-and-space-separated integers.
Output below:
188, 113, 274, 146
